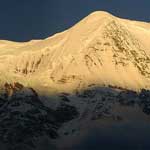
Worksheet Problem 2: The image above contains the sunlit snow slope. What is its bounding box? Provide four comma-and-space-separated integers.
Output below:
1, 11, 150, 91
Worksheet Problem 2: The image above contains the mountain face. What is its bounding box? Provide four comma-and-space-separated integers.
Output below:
1, 11, 150, 149
0, 11, 150, 91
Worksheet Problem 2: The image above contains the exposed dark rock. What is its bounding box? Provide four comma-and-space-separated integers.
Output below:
117, 90, 138, 106
59, 95, 70, 102
2, 82, 150, 149
0, 83, 61, 150
76, 89, 96, 98
0, 82, 81, 149
55, 103, 79, 123
139, 89, 150, 100
139, 89, 150, 115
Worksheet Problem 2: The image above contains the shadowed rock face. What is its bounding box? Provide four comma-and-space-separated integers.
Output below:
1, 82, 150, 149
0, 83, 79, 150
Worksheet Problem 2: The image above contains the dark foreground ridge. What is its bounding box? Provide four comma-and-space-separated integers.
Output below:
0, 82, 79, 150
0, 82, 150, 149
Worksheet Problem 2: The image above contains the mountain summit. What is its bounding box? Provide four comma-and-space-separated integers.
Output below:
1, 11, 150, 91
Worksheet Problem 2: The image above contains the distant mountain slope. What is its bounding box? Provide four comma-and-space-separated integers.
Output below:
1, 11, 150, 91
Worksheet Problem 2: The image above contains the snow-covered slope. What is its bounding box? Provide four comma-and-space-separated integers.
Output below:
1, 11, 150, 91
1, 11, 150, 149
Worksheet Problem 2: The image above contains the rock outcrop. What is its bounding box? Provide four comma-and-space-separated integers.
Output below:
0, 83, 79, 150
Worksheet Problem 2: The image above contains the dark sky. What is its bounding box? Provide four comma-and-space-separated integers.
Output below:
0, 0, 150, 41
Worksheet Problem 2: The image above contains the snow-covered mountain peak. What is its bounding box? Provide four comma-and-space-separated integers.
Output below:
0, 11, 150, 91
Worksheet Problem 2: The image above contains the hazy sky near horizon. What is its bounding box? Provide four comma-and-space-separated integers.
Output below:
0, 0, 150, 41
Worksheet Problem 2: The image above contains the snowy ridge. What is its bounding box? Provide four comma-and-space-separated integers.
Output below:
0, 11, 150, 91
